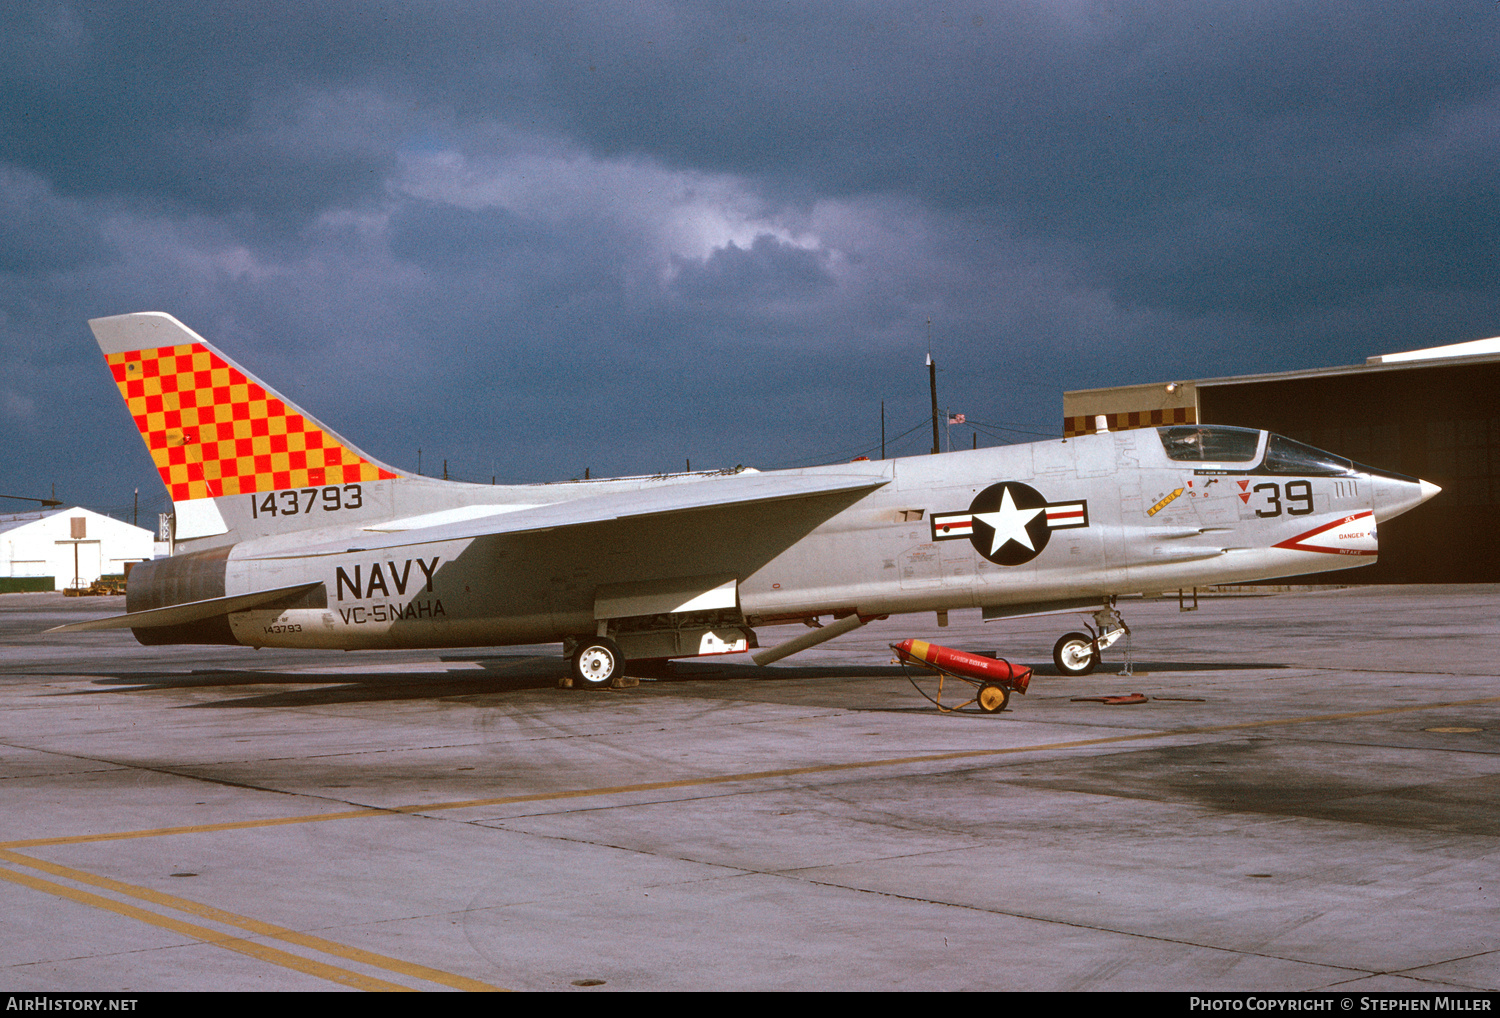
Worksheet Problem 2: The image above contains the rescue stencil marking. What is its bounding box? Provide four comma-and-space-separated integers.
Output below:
1147, 488, 1184, 517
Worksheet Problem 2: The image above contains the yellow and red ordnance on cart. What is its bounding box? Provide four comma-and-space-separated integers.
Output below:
892, 639, 1032, 692
891, 638, 1033, 713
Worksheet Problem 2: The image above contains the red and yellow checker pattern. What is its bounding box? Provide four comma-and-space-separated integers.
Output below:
107, 343, 398, 503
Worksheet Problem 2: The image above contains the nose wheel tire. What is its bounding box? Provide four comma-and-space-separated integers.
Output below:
976, 682, 1010, 713
1053, 632, 1099, 676
571, 637, 624, 689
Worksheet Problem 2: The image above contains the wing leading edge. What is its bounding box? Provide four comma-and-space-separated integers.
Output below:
249, 472, 891, 559
47, 472, 885, 634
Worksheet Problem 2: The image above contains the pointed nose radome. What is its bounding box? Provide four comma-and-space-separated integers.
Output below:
1371, 474, 1441, 523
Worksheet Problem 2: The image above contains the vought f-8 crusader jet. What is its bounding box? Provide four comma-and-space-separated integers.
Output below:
54, 312, 1440, 691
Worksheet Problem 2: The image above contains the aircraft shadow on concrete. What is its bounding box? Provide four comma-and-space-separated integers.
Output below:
68, 654, 566, 708
662, 660, 1287, 681
64, 655, 1286, 708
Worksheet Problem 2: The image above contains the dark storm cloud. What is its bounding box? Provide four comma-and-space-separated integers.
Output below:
0, 166, 113, 273
513, 2, 1500, 320
670, 235, 834, 303
0, 1, 1496, 508
6, 2, 1494, 296
389, 201, 550, 273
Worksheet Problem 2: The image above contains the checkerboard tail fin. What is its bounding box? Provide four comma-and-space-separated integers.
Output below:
89, 313, 402, 515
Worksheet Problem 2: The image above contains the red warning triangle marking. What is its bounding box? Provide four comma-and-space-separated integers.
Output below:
1237, 480, 1249, 491
1239, 493, 1251, 503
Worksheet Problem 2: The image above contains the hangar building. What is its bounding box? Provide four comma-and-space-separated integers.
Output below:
0, 508, 155, 592
1063, 336, 1500, 583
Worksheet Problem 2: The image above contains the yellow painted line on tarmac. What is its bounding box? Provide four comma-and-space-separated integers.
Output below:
1, 808, 393, 849
0, 849, 506, 992
0, 864, 412, 992
5, 693, 1499, 853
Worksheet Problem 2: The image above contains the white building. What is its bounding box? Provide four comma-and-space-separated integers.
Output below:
0, 508, 155, 592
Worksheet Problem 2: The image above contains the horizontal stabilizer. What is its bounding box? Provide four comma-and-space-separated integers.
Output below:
255, 472, 889, 558
46, 582, 323, 633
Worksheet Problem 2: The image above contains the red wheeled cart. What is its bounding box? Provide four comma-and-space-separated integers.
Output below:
891, 638, 1032, 714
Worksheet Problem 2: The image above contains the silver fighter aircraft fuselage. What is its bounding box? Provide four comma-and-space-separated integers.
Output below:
56, 313, 1440, 689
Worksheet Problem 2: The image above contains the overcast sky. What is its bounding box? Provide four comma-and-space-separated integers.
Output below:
2, 1, 1496, 519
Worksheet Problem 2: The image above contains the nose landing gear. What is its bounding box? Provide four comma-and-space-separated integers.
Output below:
1053, 601, 1132, 676
1053, 632, 1099, 676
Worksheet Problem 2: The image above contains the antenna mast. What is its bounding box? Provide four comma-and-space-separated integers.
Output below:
927, 319, 940, 455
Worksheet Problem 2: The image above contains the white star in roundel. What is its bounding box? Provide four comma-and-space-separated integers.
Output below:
972, 486, 1045, 556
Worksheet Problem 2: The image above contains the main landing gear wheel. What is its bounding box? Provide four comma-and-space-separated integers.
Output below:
1053, 632, 1099, 676
571, 637, 624, 689
976, 682, 1010, 714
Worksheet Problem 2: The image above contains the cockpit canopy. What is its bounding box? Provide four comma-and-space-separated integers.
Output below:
1156, 426, 1359, 476
1157, 425, 1260, 462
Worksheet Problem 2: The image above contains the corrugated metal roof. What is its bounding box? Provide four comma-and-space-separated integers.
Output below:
1199, 350, 1500, 389
0, 507, 147, 538
1367, 335, 1500, 366
1067, 336, 1500, 399
0, 509, 63, 537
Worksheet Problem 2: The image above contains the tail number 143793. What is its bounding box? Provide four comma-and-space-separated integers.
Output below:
250, 484, 363, 518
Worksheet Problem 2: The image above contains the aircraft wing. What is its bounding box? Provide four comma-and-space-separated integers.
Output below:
254, 472, 890, 559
